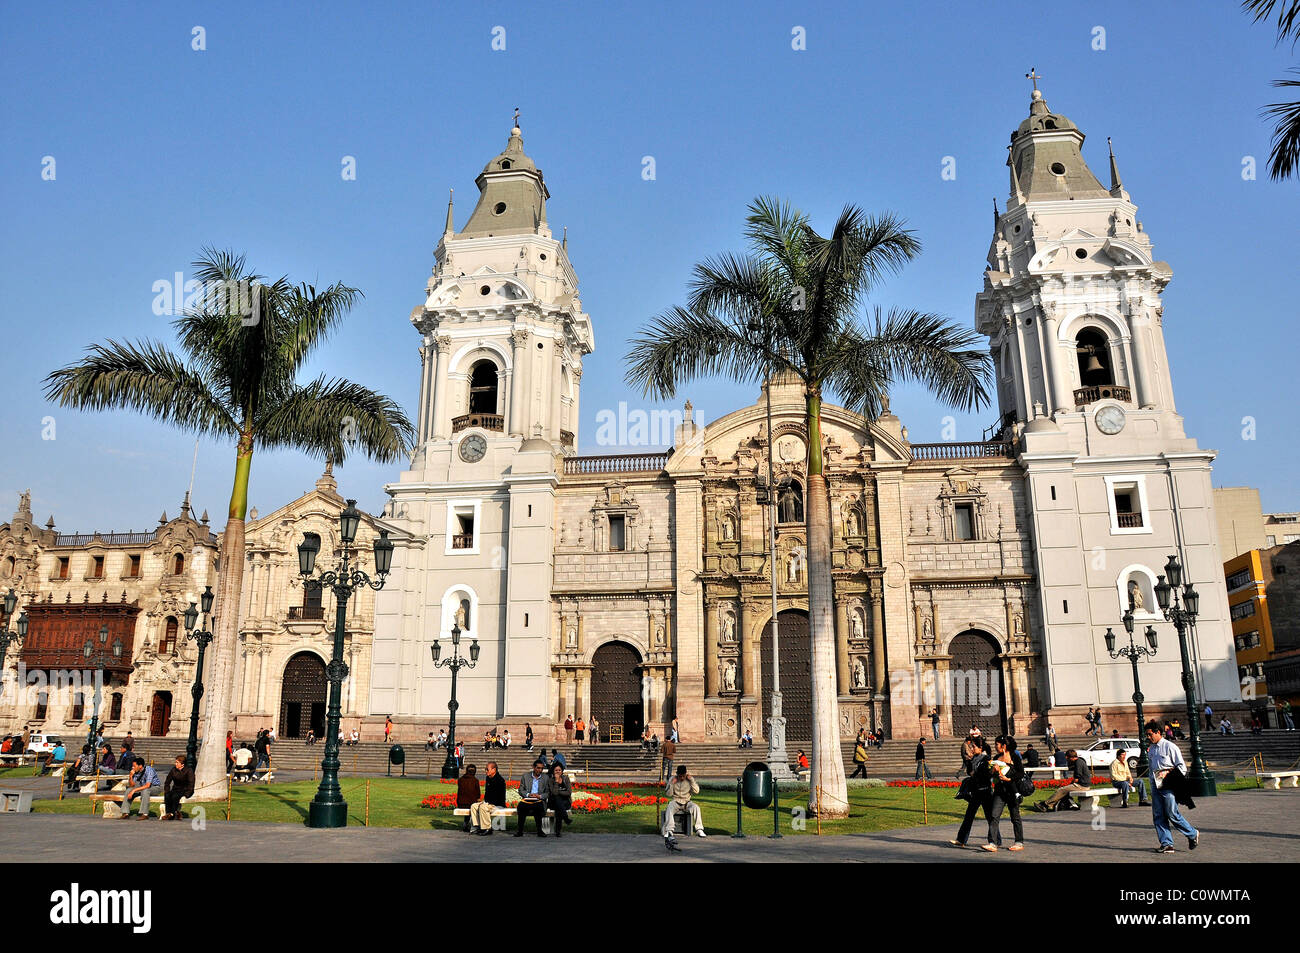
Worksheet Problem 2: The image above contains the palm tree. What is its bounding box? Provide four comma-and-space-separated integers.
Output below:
626, 198, 992, 816
44, 248, 414, 799
1243, 0, 1300, 180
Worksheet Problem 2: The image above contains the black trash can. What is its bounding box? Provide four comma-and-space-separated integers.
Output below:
388, 744, 406, 776
742, 761, 773, 809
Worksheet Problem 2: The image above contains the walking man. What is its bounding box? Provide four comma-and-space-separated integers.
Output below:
914, 738, 932, 780
1145, 720, 1199, 853
661, 735, 676, 784
929, 707, 940, 740
1203, 704, 1213, 731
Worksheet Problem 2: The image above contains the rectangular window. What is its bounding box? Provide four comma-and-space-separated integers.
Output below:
71, 692, 84, 721
35, 691, 48, 720
1226, 568, 1252, 591
1230, 601, 1256, 621
954, 504, 975, 541
1247, 631, 1261, 649
110, 693, 123, 721
92, 556, 104, 579
128, 555, 140, 577
452, 513, 475, 550
609, 515, 626, 552
1112, 484, 1143, 528
1267, 535, 1277, 547
1063, 599, 1069, 614
1050, 485, 1056, 501
1285, 534, 1300, 544
58, 557, 69, 579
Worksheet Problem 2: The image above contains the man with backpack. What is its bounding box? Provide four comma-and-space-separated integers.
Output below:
1034, 749, 1091, 812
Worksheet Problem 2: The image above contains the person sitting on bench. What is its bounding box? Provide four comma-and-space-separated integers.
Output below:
121, 757, 162, 819
471, 761, 507, 835
515, 759, 552, 837
662, 765, 706, 838
41, 741, 66, 775
162, 755, 193, 820
1034, 750, 1091, 812
99, 743, 118, 774
232, 742, 253, 781
457, 764, 482, 831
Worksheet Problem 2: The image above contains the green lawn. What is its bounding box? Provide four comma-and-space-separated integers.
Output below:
31, 778, 1260, 834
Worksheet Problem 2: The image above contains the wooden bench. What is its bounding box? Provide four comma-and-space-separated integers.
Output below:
0, 789, 33, 813
1256, 771, 1300, 790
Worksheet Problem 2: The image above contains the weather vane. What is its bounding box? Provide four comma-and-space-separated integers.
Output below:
1026, 67, 1041, 92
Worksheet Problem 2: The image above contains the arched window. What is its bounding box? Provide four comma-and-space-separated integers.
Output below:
172, 553, 185, 575
161, 617, 178, 654
468, 360, 499, 414
776, 478, 804, 524
1075, 329, 1113, 387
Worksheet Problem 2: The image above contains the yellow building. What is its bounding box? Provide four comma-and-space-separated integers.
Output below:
1225, 550, 1274, 701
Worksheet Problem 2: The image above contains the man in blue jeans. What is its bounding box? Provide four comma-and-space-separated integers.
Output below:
1145, 721, 1199, 853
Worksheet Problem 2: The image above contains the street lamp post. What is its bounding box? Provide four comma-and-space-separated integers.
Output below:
297, 500, 395, 828
1104, 607, 1159, 774
182, 585, 216, 772
431, 623, 479, 779
1153, 554, 1216, 798
82, 623, 124, 771
0, 588, 28, 689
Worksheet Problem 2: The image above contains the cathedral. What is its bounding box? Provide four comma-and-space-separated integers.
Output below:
0, 89, 1241, 744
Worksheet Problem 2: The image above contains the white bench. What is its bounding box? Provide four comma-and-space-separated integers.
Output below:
88, 792, 191, 818
229, 767, 275, 783
0, 754, 36, 766
1257, 771, 1300, 790
1077, 787, 1120, 811
452, 805, 556, 832
76, 775, 127, 793
1025, 766, 1068, 779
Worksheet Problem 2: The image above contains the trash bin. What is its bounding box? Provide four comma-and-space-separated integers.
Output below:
389, 744, 405, 765
742, 761, 773, 809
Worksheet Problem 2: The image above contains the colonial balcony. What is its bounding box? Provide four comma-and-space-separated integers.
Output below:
451, 413, 504, 433
1116, 512, 1144, 529
288, 605, 325, 621
1073, 384, 1131, 407
451, 534, 475, 550
909, 441, 1015, 461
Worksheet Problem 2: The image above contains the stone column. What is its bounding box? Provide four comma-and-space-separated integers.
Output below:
416, 342, 432, 443
509, 328, 529, 435
576, 669, 590, 721
739, 598, 756, 697
835, 596, 851, 695
255, 645, 270, 712
870, 591, 886, 691
549, 352, 564, 440
430, 336, 451, 440
937, 660, 953, 736
1129, 315, 1154, 408
1041, 311, 1071, 413
704, 598, 719, 697
1000, 656, 1015, 734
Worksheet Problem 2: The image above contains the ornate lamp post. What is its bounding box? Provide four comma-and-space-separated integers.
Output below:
0, 588, 28, 681
1104, 606, 1158, 774
1153, 554, 1216, 797
182, 585, 216, 772
431, 622, 479, 779
82, 624, 124, 769
298, 500, 394, 828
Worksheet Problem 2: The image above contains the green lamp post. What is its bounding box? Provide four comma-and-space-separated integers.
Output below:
182, 585, 216, 772
82, 624, 124, 769
1104, 606, 1158, 774
1153, 554, 1216, 797
431, 622, 479, 780
298, 500, 394, 828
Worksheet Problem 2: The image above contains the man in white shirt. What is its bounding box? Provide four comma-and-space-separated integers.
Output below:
662, 765, 706, 838
1145, 721, 1199, 854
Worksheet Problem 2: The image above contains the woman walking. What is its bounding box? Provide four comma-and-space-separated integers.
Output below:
949, 737, 994, 850
850, 736, 869, 778
549, 763, 574, 837
986, 735, 1026, 852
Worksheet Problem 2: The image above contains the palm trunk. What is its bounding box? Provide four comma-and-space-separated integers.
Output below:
805, 390, 849, 816
191, 436, 252, 800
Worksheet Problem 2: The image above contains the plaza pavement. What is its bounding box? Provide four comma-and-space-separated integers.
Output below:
1, 787, 1295, 863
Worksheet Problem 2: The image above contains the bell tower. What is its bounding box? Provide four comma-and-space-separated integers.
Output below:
370, 118, 594, 726
974, 82, 1240, 729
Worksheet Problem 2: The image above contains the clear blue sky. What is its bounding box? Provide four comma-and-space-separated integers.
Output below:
1, 0, 1296, 533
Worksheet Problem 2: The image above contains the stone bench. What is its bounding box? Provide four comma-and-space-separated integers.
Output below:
75, 775, 128, 793
452, 805, 556, 832
0, 754, 37, 766
1257, 771, 1300, 790
88, 792, 193, 818
0, 789, 33, 813
1078, 787, 1120, 811
229, 767, 275, 783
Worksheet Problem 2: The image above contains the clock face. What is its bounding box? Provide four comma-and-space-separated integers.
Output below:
459, 434, 487, 462
1095, 405, 1126, 435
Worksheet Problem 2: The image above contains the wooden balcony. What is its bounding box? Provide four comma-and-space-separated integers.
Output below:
451, 413, 504, 433
1074, 384, 1131, 407
288, 605, 325, 621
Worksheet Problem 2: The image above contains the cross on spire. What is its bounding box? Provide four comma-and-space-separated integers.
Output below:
512, 106, 521, 129
1025, 67, 1041, 92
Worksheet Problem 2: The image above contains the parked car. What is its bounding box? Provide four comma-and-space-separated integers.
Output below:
25, 733, 64, 756
1076, 738, 1141, 771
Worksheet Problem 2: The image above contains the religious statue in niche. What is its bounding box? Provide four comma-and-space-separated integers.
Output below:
722, 658, 738, 692
566, 625, 578, 649
846, 506, 861, 537
852, 657, 868, 690
1013, 613, 1025, 639
777, 480, 803, 523
922, 616, 934, 642
455, 601, 469, 630
1127, 579, 1145, 612
851, 610, 865, 641
720, 611, 736, 643
721, 513, 736, 541
786, 550, 802, 584
654, 623, 666, 647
